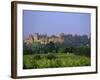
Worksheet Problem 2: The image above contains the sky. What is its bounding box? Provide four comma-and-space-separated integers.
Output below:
23, 10, 91, 38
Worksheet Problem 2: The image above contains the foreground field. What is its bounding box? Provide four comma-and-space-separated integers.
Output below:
23, 53, 90, 69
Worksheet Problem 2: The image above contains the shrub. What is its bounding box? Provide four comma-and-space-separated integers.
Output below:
73, 46, 90, 57
33, 54, 42, 60
46, 54, 57, 60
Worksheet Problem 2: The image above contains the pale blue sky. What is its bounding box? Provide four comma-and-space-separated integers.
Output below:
23, 10, 91, 38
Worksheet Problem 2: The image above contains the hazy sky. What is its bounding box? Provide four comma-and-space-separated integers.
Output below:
23, 10, 91, 38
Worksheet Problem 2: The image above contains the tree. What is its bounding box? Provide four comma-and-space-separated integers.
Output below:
23, 42, 33, 54
73, 46, 90, 57
46, 41, 55, 53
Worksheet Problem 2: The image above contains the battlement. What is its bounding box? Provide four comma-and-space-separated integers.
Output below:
24, 33, 64, 44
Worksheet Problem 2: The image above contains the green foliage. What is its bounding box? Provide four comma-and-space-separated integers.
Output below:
46, 54, 57, 60
23, 35, 91, 69
23, 40, 90, 58
74, 46, 90, 57
33, 54, 42, 60
23, 53, 91, 69
23, 42, 33, 54
46, 42, 55, 52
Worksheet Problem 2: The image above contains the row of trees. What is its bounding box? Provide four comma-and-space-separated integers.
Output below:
23, 41, 90, 57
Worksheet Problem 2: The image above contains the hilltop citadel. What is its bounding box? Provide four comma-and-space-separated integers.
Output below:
24, 33, 64, 44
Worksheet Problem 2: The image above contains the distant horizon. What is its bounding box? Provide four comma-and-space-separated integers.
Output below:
23, 10, 91, 39
24, 32, 90, 39
24, 32, 90, 35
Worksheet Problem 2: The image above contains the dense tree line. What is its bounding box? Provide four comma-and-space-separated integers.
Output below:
23, 42, 90, 57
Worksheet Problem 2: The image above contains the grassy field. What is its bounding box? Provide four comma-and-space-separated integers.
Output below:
23, 53, 91, 69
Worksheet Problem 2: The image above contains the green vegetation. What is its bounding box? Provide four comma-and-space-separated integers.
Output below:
23, 35, 91, 69
23, 42, 90, 57
23, 53, 90, 69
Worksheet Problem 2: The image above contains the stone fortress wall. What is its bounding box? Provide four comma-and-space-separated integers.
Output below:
24, 33, 64, 44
